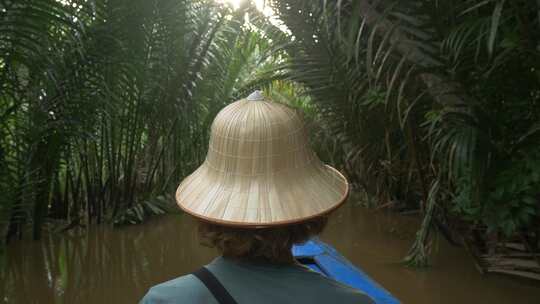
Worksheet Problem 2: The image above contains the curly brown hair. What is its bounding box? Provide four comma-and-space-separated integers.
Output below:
198, 217, 328, 264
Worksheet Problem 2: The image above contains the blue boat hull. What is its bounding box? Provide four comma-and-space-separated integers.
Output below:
292, 239, 400, 304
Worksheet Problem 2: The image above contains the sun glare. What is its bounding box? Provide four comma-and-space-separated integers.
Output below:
215, 0, 289, 34
215, 0, 274, 17
215, 0, 243, 9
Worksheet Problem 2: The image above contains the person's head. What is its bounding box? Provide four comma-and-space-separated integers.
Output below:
176, 91, 348, 263
197, 216, 328, 264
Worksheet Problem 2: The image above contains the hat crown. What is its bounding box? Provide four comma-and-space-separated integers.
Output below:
206, 98, 315, 176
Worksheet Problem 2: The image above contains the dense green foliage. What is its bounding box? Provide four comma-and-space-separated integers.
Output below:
0, 0, 283, 243
1, 0, 540, 268
269, 0, 540, 265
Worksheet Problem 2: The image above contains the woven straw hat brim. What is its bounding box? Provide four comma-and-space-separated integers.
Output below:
175, 93, 349, 227
176, 162, 348, 227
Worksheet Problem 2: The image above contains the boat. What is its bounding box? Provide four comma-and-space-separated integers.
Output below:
292, 238, 400, 304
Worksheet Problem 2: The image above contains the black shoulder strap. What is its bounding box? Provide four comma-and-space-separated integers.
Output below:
192, 267, 239, 304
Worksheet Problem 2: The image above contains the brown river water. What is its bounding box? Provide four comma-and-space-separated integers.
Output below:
1, 202, 540, 303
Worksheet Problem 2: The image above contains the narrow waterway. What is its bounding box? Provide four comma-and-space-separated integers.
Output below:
1, 202, 539, 303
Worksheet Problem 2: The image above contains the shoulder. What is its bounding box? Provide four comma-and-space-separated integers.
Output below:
324, 278, 375, 304
304, 269, 376, 304
336, 284, 376, 304
140, 274, 217, 304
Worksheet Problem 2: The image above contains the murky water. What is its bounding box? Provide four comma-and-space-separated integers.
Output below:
1, 202, 540, 303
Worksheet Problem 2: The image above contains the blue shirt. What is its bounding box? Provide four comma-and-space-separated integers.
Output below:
141, 256, 375, 304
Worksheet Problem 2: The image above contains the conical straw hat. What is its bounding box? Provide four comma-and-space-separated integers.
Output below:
176, 91, 348, 227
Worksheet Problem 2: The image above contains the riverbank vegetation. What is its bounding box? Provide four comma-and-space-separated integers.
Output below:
1, 0, 539, 277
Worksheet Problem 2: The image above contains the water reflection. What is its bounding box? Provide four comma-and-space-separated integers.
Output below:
1, 216, 215, 304
1, 203, 540, 304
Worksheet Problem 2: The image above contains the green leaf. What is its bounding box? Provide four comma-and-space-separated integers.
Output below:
488, 0, 505, 57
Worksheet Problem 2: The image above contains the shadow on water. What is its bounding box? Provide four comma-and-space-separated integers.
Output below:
1, 202, 540, 303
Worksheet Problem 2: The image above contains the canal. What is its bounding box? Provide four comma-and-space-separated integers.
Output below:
1, 203, 539, 303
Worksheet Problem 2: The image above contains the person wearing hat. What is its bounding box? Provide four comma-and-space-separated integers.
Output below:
140, 91, 374, 304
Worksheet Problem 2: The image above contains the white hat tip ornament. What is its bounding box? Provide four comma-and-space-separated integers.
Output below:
175, 91, 349, 227
246, 90, 265, 101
